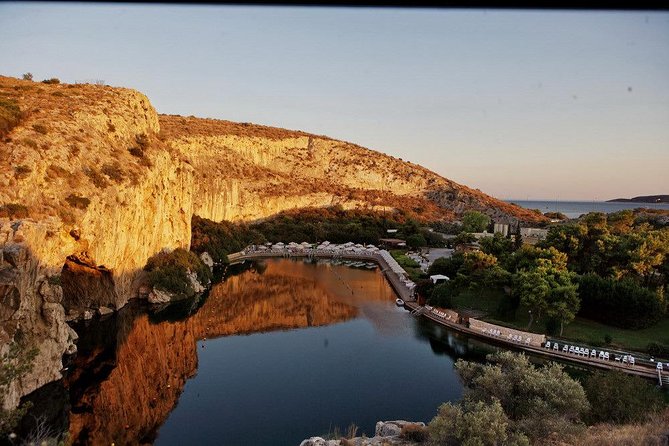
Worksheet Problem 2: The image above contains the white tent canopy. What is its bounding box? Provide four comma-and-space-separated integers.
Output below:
430, 274, 450, 284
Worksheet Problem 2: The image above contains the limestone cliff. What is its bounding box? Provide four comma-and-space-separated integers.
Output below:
0, 74, 544, 407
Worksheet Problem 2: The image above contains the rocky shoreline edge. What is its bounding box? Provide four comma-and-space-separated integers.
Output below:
300, 420, 427, 446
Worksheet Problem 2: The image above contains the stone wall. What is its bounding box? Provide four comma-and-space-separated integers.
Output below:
468, 318, 546, 347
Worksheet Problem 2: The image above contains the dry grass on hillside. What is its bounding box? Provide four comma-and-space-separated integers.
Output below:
543, 409, 669, 446
159, 113, 321, 140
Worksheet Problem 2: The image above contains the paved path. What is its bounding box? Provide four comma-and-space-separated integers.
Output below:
229, 247, 669, 385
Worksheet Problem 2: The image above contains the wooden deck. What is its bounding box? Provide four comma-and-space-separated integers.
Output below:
229, 248, 669, 384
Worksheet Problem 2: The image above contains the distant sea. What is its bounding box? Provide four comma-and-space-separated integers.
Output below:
506, 200, 669, 219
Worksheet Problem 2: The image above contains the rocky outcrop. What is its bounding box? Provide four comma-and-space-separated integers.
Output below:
0, 220, 76, 410
299, 421, 427, 446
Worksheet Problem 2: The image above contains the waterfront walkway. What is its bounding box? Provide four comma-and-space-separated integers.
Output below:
229, 245, 669, 385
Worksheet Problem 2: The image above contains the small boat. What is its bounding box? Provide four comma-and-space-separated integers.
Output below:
396, 298, 405, 306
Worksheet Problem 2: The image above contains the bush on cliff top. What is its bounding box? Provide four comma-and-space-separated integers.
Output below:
144, 248, 212, 297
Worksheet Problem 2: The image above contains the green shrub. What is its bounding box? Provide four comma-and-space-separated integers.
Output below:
22, 72, 33, 81
65, 194, 90, 210
0, 203, 29, 219
406, 233, 427, 249
191, 215, 266, 264
0, 96, 22, 137
22, 138, 38, 149
646, 342, 669, 358
144, 248, 212, 297
136, 133, 149, 149
41, 78, 60, 84
583, 371, 664, 424
32, 123, 47, 134
429, 282, 454, 308
84, 166, 110, 189
578, 274, 664, 329
128, 147, 144, 158
13, 165, 32, 179
101, 162, 125, 183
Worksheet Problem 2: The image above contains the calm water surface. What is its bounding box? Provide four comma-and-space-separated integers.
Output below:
23, 259, 506, 446
508, 199, 669, 219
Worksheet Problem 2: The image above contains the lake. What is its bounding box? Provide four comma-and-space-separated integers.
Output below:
507, 200, 669, 219
22, 258, 507, 446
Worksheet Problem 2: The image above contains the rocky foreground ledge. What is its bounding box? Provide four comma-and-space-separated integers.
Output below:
300, 420, 427, 446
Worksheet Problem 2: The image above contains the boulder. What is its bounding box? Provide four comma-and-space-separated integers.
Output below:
98, 306, 114, 317
299, 437, 327, 446
148, 287, 174, 304
200, 251, 214, 269
39, 279, 63, 303
82, 309, 94, 320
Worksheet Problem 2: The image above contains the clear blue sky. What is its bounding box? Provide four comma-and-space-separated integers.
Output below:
1, 4, 668, 200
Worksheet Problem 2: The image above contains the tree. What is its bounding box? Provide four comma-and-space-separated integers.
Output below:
429, 283, 454, 308
545, 281, 580, 335
1, 340, 38, 437
462, 211, 491, 233
513, 258, 578, 331
453, 351, 589, 442
406, 233, 427, 250
428, 254, 464, 278
479, 233, 514, 263
21, 72, 33, 81
452, 232, 477, 247
583, 371, 664, 424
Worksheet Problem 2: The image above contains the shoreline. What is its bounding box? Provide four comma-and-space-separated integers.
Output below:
230, 247, 669, 384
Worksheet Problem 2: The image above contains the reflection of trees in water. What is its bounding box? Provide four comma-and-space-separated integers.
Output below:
412, 318, 496, 363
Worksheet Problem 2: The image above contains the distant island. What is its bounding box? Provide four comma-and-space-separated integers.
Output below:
607, 195, 669, 203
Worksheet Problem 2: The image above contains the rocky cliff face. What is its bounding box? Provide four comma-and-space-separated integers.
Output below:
0, 74, 544, 408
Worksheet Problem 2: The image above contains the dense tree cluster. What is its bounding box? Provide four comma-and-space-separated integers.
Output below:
426, 210, 668, 342
191, 215, 266, 264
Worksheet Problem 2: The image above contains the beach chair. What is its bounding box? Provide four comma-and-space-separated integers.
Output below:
482, 328, 488, 334
545, 341, 551, 349
622, 355, 628, 364
562, 345, 568, 353
598, 351, 605, 360
553, 343, 559, 351
615, 356, 621, 362
525, 337, 531, 345
590, 350, 597, 358
604, 352, 610, 360
584, 348, 589, 356
629, 356, 635, 366
657, 362, 663, 371
569, 346, 575, 354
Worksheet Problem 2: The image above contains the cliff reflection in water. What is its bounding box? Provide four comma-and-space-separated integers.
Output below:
62, 259, 391, 445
